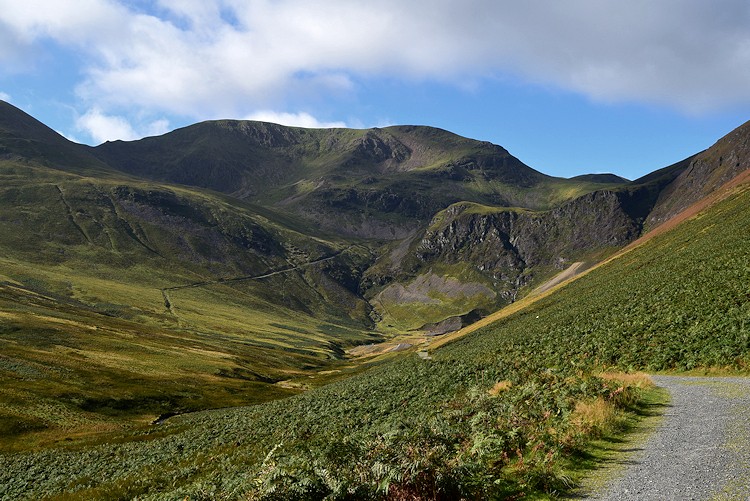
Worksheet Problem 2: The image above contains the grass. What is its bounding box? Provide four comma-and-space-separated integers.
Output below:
1, 105, 748, 498
2, 181, 748, 499
0, 158, 383, 454
0, 251, 380, 452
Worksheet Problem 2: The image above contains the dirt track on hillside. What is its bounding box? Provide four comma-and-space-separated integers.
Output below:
532, 261, 586, 295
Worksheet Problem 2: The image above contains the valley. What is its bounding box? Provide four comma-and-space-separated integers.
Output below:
0, 99, 749, 499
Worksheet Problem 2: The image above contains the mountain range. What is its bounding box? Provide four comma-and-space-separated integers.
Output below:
2, 99, 744, 336
1, 99, 749, 498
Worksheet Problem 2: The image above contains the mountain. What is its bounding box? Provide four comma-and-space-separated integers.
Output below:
88, 114, 746, 334
0, 98, 749, 480
358, 151, 697, 330
85, 115, 659, 330
91, 121, 620, 239
570, 173, 629, 183
646, 119, 750, 227
3, 99, 747, 340
1, 101, 748, 499
0, 103, 386, 444
0, 100, 113, 175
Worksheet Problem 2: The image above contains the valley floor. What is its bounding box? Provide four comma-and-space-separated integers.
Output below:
581, 376, 750, 500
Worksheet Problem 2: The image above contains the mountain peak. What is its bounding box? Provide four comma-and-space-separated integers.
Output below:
0, 100, 117, 175
570, 173, 629, 184
0, 100, 69, 145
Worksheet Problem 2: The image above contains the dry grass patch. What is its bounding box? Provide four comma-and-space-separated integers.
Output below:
488, 380, 512, 396
598, 371, 654, 389
571, 397, 617, 437
571, 372, 653, 439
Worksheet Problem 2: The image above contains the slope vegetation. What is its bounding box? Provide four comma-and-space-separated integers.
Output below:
0, 107, 384, 448
2, 163, 748, 500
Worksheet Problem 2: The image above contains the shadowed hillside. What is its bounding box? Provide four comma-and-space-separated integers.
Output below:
92, 120, 621, 239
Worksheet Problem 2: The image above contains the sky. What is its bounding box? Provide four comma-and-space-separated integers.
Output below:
2, 1, 750, 180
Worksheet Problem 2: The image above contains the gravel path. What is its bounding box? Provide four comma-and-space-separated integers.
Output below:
587, 376, 750, 501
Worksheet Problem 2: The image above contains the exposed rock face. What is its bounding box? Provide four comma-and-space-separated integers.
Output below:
345, 130, 412, 172
410, 189, 642, 300
647, 120, 750, 227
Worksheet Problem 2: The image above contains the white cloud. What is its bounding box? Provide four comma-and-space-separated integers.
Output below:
144, 118, 170, 137
0, 91, 10, 102
0, 0, 129, 49
76, 108, 138, 143
2, 0, 750, 116
75, 108, 170, 144
244, 111, 346, 129
56, 129, 83, 144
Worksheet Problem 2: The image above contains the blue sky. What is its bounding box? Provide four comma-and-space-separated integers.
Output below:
2, 1, 750, 180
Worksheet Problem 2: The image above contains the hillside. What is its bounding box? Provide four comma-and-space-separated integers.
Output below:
92, 120, 619, 239
646, 119, 750, 227
360, 155, 692, 330
2, 139, 748, 500
0, 105, 387, 445
1, 100, 749, 498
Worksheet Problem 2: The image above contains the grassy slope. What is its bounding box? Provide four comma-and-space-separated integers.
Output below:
2, 174, 747, 500
0, 158, 384, 452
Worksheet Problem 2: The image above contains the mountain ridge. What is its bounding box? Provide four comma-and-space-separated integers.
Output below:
1, 99, 746, 332
88, 116, 622, 240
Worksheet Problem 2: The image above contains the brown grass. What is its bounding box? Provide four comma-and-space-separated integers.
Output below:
597, 371, 654, 389
488, 380, 512, 396
571, 398, 616, 436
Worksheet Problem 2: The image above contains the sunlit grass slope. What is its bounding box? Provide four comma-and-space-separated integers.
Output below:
2, 179, 747, 499
0, 158, 382, 452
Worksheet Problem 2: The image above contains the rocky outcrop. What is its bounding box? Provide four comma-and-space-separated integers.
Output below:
344, 130, 412, 172
647, 120, 750, 227
409, 189, 642, 300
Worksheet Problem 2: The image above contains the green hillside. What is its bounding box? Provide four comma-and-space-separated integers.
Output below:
2, 168, 747, 499
0, 153, 381, 451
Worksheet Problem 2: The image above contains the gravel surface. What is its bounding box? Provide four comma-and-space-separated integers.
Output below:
587, 376, 750, 501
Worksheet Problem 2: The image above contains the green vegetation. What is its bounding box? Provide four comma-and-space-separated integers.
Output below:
0, 156, 381, 452
372, 263, 500, 331
2, 100, 749, 499
2, 170, 747, 500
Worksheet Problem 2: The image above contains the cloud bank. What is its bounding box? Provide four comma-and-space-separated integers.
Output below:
2, 0, 749, 140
